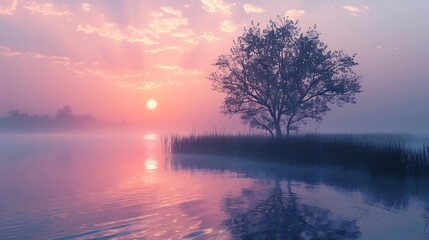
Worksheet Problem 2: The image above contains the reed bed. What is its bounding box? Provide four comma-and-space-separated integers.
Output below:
168, 134, 429, 179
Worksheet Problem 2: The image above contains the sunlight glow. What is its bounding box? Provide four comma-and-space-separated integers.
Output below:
146, 99, 158, 110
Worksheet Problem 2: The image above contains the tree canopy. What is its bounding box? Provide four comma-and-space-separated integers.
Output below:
209, 17, 361, 137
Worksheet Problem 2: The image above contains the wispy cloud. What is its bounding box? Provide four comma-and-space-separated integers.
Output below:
76, 6, 218, 46
0, 45, 71, 65
220, 20, 237, 33
160, 7, 181, 17
343, 5, 369, 16
127, 26, 160, 44
201, 0, 235, 15
171, 29, 221, 44
24, 2, 73, 16
145, 46, 184, 53
285, 9, 305, 20
156, 64, 202, 76
130, 81, 162, 90
0, 44, 92, 76
201, 32, 221, 41
81, 3, 90, 12
0, 45, 22, 57
77, 23, 127, 41
76, 23, 160, 45
149, 7, 188, 33
0, 44, 163, 90
109, 79, 162, 90
171, 29, 201, 44
0, 0, 17, 15
77, 68, 145, 79
243, 3, 265, 13
149, 16, 188, 34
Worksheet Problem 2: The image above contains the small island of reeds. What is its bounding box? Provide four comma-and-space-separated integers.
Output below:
168, 134, 429, 179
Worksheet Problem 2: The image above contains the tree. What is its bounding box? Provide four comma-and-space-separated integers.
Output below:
209, 17, 361, 137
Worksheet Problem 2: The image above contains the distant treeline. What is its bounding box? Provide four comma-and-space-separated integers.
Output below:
0, 106, 115, 132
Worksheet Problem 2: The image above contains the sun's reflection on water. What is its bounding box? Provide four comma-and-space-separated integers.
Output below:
145, 157, 158, 171
142, 133, 161, 184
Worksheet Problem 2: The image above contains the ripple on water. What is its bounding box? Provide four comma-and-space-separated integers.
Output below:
51, 190, 225, 239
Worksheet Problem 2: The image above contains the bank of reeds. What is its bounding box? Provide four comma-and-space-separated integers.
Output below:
168, 134, 429, 179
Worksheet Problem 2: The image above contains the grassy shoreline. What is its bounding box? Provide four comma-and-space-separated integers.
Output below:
168, 134, 429, 179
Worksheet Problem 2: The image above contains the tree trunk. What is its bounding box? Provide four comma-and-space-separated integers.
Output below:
275, 123, 282, 139
286, 118, 293, 137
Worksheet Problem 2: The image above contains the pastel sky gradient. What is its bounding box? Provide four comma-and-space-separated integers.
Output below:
0, 0, 428, 133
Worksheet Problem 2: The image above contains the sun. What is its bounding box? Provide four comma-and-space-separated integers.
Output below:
146, 99, 157, 110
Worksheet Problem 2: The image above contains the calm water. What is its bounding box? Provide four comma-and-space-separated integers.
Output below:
0, 134, 428, 239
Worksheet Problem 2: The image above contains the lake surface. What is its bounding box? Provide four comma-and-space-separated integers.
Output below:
0, 134, 428, 239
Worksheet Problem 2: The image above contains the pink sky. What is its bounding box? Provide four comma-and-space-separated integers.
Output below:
0, 0, 428, 133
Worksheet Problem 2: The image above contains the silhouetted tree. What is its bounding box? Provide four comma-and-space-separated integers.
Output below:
209, 17, 361, 137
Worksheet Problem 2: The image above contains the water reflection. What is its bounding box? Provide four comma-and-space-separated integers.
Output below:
145, 157, 158, 171
224, 179, 360, 239
172, 154, 429, 212
143, 133, 159, 172
0, 135, 428, 239
172, 154, 429, 239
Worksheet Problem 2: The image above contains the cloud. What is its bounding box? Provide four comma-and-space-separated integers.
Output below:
76, 23, 160, 45
200, 32, 221, 41
0, 45, 23, 57
24, 2, 73, 16
220, 20, 237, 33
160, 7, 181, 16
343, 5, 369, 16
0, 44, 93, 76
149, 7, 188, 33
171, 29, 221, 44
132, 81, 162, 90
149, 16, 188, 33
0, 0, 17, 15
81, 3, 90, 12
78, 68, 144, 79
171, 29, 201, 44
243, 3, 265, 13
0, 45, 71, 65
110, 80, 162, 90
156, 64, 202, 76
285, 9, 305, 20
0, 44, 162, 90
76, 6, 217, 46
127, 26, 160, 44
145, 46, 184, 53
76, 23, 127, 41
201, 0, 235, 15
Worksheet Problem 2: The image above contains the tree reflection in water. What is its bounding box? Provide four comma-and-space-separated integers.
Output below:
423, 207, 429, 240
223, 180, 361, 240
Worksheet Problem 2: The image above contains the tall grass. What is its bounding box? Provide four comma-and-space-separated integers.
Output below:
168, 134, 429, 179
